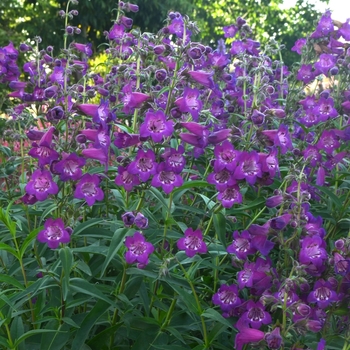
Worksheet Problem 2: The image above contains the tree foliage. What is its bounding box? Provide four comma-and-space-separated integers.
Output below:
1, 0, 329, 66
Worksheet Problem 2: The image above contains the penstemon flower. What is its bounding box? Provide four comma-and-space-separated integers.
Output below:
177, 228, 207, 257
74, 173, 104, 206
25, 169, 59, 201
125, 232, 154, 266
37, 218, 71, 249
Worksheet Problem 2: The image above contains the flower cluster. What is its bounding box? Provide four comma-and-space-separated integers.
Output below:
0, 2, 349, 349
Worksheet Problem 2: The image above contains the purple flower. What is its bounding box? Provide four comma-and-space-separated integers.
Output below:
274, 124, 293, 154
213, 141, 240, 172
82, 147, 108, 166
307, 279, 338, 309
227, 230, 255, 260
207, 169, 236, 192
113, 132, 140, 149
234, 151, 262, 185
314, 54, 336, 76
128, 149, 157, 182
339, 19, 350, 40
74, 173, 104, 206
28, 127, 59, 167
217, 185, 242, 208
134, 212, 149, 229
151, 163, 183, 194
334, 252, 350, 276
162, 146, 186, 173
299, 235, 327, 267
291, 38, 306, 55
223, 24, 238, 38
175, 87, 203, 121
212, 284, 241, 311
317, 339, 326, 350
54, 153, 86, 181
312, 10, 333, 38
122, 83, 150, 114
296, 64, 315, 84
37, 218, 70, 249
187, 70, 214, 88
316, 130, 340, 155
122, 212, 135, 227
25, 169, 59, 201
115, 166, 140, 192
177, 228, 207, 257
71, 42, 93, 57
265, 327, 282, 349
240, 300, 271, 329
77, 99, 115, 126
139, 110, 174, 143
125, 232, 154, 266
235, 327, 264, 350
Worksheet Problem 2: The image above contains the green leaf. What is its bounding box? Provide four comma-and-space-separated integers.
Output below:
314, 185, 343, 209
71, 300, 110, 350
19, 227, 41, 258
198, 194, 216, 211
0, 275, 25, 290
173, 180, 210, 194
73, 218, 107, 236
38, 203, 58, 226
213, 213, 227, 246
69, 278, 115, 305
202, 309, 234, 329
14, 329, 60, 348
0, 243, 18, 258
100, 228, 129, 277
10, 316, 24, 350
59, 247, 73, 301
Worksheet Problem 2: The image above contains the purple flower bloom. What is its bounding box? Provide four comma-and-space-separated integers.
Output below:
297, 64, 315, 84
207, 169, 236, 192
175, 87, 203, 121
314, 54, 336, 76
227, 230, 255, 260
54, 153, 86, 181
299, 235, 327, 267
28, 127, 59, 167
291, 38, 306, 55
74, 173, 104, 206
339, 19, 350, 40
25, 169, 59, 201
333, 252, 350, 276
240, 300, 272, 329
128, 149, 157, 182
139, 110, 174, 143
37, 218, 70, 249
235, 327, 264, 350
125, 232, 154, 266
274, 124, 293, 154
82, 147, 108, 166
113, 132, 140, 149
212, 284, 241, 311
234, 151, 262, 185
187, 70, 214, 88
121, 83, 150, 114
151, 163, 183, 194
71, 42, 93, 57
213, 141, 240, 172
77, 100, 115, 127
317, 339, 326, 350
177, 228, 207, 257
162, 146, 186, 173
265, 327, 282, 349
307, 279, 338, 308
115, 166, 140, 192
316, 129, 340, 155
217, 185, 242, 208
312, 10, 333, 38
223, 24, 238, 38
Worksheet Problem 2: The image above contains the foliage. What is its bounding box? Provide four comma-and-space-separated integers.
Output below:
0, 1, 350, 350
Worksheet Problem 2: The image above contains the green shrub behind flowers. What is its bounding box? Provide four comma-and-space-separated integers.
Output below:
0, 1, 349, 349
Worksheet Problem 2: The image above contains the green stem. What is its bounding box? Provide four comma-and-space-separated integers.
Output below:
0, 310, 14, 348
177, 260, 209, 348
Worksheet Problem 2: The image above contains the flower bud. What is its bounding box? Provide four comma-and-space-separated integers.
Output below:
122, 212, 135, 227
153, 45, 165, 55
75, 134, 87, 144
155, 69, 167, 82
19, 43, 32, 52
335, 239, 345, 250
134, 212, 148, 229
66, 26, 74, 35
